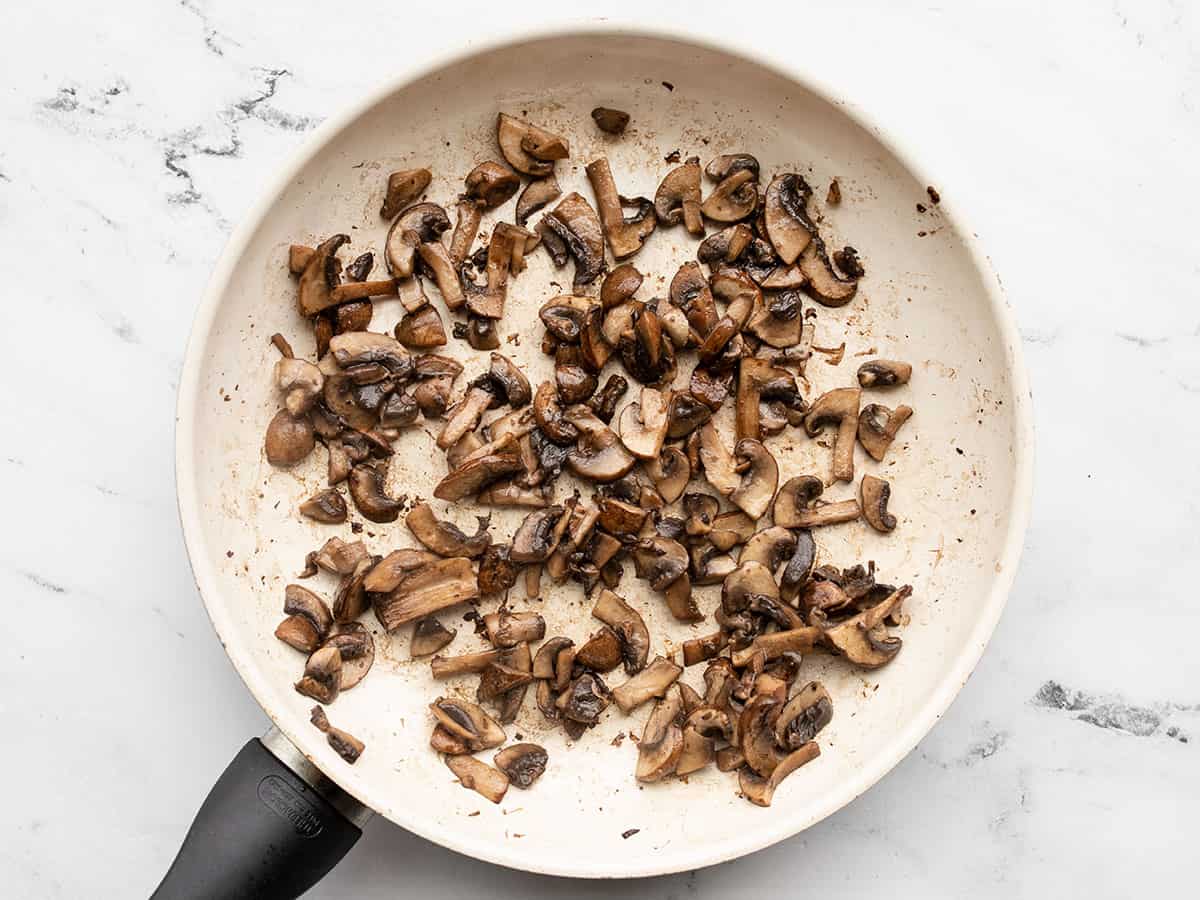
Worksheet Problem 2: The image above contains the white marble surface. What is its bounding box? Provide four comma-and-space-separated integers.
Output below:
2, 1, 1197, 896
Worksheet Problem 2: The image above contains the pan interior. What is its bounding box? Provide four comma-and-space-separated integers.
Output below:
177, 31, 1029, 878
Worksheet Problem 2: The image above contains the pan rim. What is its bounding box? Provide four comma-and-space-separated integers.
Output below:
174, 22, 1035, 879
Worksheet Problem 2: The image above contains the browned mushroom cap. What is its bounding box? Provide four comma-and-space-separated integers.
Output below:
650, 299, 689, 351
405, 502, 491, 558
488, 743, 547, 791
394, 305, 447, 348
642, 445, 690, 504
275, 358, 325, 416
697, 223, 754, 266
264, 409, 315, 468
701, 168, 758, 223
564, 405, 636, 482
294, 645, 342, 704
709, 266, 761, 329
573, 625, 623, 673
373, 557, 480, 631
542, 192, 605, 286
763, 173, 818, 265
381, 168, 432, 220
330, 552, 376, 622
704, 510, 753, 553
530, 381, 577, 445
779, 529, 817, 598
633, 535, 689, 591
297, 234, 349, 316
857, 359, 912, 389
592, 588, 650, 675
482, 610, 545, 649
823, 585, 911, 667
739, 742, 821, 807
697, 422, 740, 497
532, 636, 574, 679
772, 475, 822, 527
585, 158, 656, 259
321, 622, 374, 690
665, 264, 717, 339
611, 656, 682, 714
443, 198, 483, 269
557, 672, 612, 725
858, 403, 913, 462
553, 345, 597, 404
734, 357, 789, 442
360, 548, 437, 594
412, 240, 463, 313
495, 113, 556, 176
593, 266, 639, 313
463, 160, 520, 209
860, 474, 897, 533
722, 560, 780, 616
410, 616, 457, 658
444, 753, 509, 803
591, 106, 630, 134
510, 178, 559, 229
435, 436, 525, 502
505, 506, 561, 564
654, 156, 704, 236
797, 235, 858, 306
345, 463, 399, 522
739, 525, 797, 573
730, 439, 778, 519
476, 660, 534, 705
616, 387, 670, 460
430, 696, 506, 751
774, 682, 833, 750
636, 688, 684, 782
311, 708, 366, 764
706, 154, 760, 182
805, 387, 862, 483
384, 203, 449, 279
276, 614, 321, 652
279, 585, 332, 643
747, 289, 803, 349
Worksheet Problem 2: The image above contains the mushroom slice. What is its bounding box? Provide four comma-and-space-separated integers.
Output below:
709, 266, 761, 329
464, 160, 520, 209
406, 502, 491, 558
617, 387, 670, 459
329, 331, 411, 373
799, 237, 859, 307
780, 529, 817, 600
805, 387, 862, 483
497, 113, 563, 176
739, 694, 787, 777
575, 625, 624, 673
394, 305, 447, 348
682, 631, 729, 667
644, 446, 690, 503
310, 707, 365, 764
677, 707, 733, 776
323, 622, 374, 690
730, 628, 821, 668
633, 536, 689, 591
823, 585, 912, 668
860, 474, 898, 533
411, 616, 457, 658
475, 543, 517, 596
510, 506, 566, 564
739, 526, 797, 573
736, 357, 795, 442
417, 241, 466, 312
698, 422, 740, 497
436, 385, 495, 450
275, 358, 325, 416
763, 174, 818, 264
747, 289, 803, 349
264, 410, 315, 468
520, 127, 569, 161
738, 742, 821, 807
276, 615, 321, 653
654, 156, 704, 236
858, 359, 912, 389
564, 405, 636, 483
297, 234, 350, 316
446, 197, 484, 269
362, 548, 439, 593
373, 557, 480, 631
295, 645, 342, 704
636, 689, 684, 782
297, 487, 347, 524
664, 572, 702, 623
611, 656, 683, 714
665, 392, 712, 440
698, 223, 754, 266
532, 636, 574, 680
858, 403, 913, 462
586, 157, 656, 259
772, 475, 822, 528
670, 262, 720, 337
557, 672, 612, 725
381, 168, 432, 220
722, 560, 780, 614
591, 106, 630, 134
541, 192, 605, 286
445, 755, 509, 804
730, 439, 778, 519
431, 697, 506, 751
702, 169, 758, 223
600, 263, 643, 310
477, 662, 535, 703
760, 264, 807, 290
385, 203, 449, 278
482, 610, 546, 648
510, 177, 561, 228
691, 544, 737, 586
592, 588, 651, 675
332, 555, 377, 622
283, 583, 333, 641
429, 724, 472, 755
774, 682, 833, 750
348, 463, 403, 523
431, 649, 502, 679
494, 743, 548, 789
709, 509, 756, 552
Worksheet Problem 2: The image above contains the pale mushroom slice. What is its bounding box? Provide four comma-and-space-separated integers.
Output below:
496, 113, 565, 176
417, 240, 466, 311
636, 687, 684, 782
448, 197, 484, 268
431, 649, 503, 679
445, 755, 509, 804
682, 631, 729, 667
730, 439, 778, 519
592, 588, 650, 675
586, 157, 656, 259
654, 156, 704, 236
644, 445, 690, 503
857, 359, 912, 388
516, 174, 562, 225
860, 474, 898, 533
709, 509, 756, 551
676, 707, 733, 776
297, 234, 349, 316
373, 557, 480, 631
482, 611, 546, 648
701, 168, 758, 223
430, 696, 506, 751
773, 475, 861, 528
611, 656, 683, 714
385, 203, 449, 279
564, 405, 636, 483
763, 173, 818, 264
822, 585, 912, 668
698, 422, 740, 497
274, 358, 324, 415
617, 387, 671, 459
541, 192, 606, 286
858, 403, 913, 462
494, 743, 548, 789
738, 742, 821, 807
805, 387, 862, 483
380, 167, 432, 220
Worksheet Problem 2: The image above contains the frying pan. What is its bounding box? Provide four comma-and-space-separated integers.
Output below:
161, 25, 1033, 898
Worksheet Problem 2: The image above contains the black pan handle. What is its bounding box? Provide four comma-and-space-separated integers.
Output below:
151, 733, 368, 899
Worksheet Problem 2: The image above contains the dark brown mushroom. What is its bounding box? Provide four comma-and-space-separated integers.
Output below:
654, 156, 704, 236
774, 682, 833, 750
311, 706, 365, 764
329, 331, 411, 372
665, 391, 712, 440
730, 627, 820, 667
600, 264, 643, 309
772, 475, 823, 528
611, 656, 682, 714
574, 625, 624, 673
313, 538, 371, 577
331, 554, 376, 622
860, 474, 897, 533
294, 645, 342, 704
322, 622, 374, 690
586, 157, 656, 259
385, 203, 449, 279
670, 262, 720, 337
430, 648, 502, 679
437, 384, 495, 450
739, 525, 797, 573
763, 173, 817, 264
406, 502, 491, 557
493, 743, 548, 788
592, 588, 650, 675
633, 536, 689, 591
477, 662, 534, 704
541, 192, 605, 286
395, 305, 447, 348
564, 405, 636, 482
822, 585, 911, 667
411, 616, 457, 657
446, 197, 484, 269
858, 403, 913, 462
533, 381, 579, 444
702, 168, 757, 223
509, 506, 566, 564
591, 106, 630, 134
515, 174, 562, 226
476, 543, 518, 596
381, 168, 432, 220
348, 463, 402, 522
644, 445, 690, 503
555, 345, 598, 404
497, 114, 567, 176
265, 410, 315, 467
431, 696, 506, 751
556, 672, 611, 725
805, 387, 862, 483
698, 223, 754, 266
465, 160, 520, 209
857, 359, 912, 389
433, 435, 524, 501
373, 557, 480, 631
298, 234, 350, 317
676, 706, 732, 776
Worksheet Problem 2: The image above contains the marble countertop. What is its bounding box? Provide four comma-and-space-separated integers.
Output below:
3, 1, 1196, 896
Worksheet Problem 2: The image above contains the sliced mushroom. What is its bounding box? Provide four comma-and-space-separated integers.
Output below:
348, 463, 402, 522
730, 439, 778, 518
587, 374, 629, 425
415, 240, 466, 312
275, 614, 321, 653
617, 387, 670, 459
541, 192, 605, 286
586, 157, 656, 259
361, 548, 438, 593
473, 543, 516, 596
574, 625, 624, 673
670, 262, 720, 337
331, 555, 376, 622
493, 743, 548, 789
475, 480, 552, 508
600, 264, 643, 309
295, 645, 342, 704
591, 588, 650, 675
774, 682, 833, 750
434, 435, 524, 501
411, 616, 457, 657
510, 506, 565, 564
393, 305, 446, 348
406, 502, 491, 558
805, 387, 861, 483
643, 446, 690, 504
464, 160, 520, 209
264, 410, 315, 468
477, 661, 534, 704
698, 422, 740, 497
310, 706, 365, 764
682, 630, 729, 666
739, 526, 797, 573
611, 656, 682, 714
860, 474, 897, 533
654, 156, 703, 236
275, 358, 325, 416
381, 168, 432, 220
482, 610, 545, 648
373, 557, 480, 631
698, 223, 754, 265
557, 672, 611, 725
780, 529, 817, 601
857, 359, 912, 389
636, 689, 684, 782
322, 622, 374, 690
430, 696, 506, 752
431, 649, 502, 679
722, 560, 780, 614
511, 176, 560, 228
564, 405, 636, 483
437, 385, 494, 450
297, 234, 350, 316
738, 742, 820, 807
385, 203, 449, 279
329, 331, 411, 373
822, 585, 911, 668
591, 106, 630, 134
763, 174, 817, 264
555, 344, 598, 403
633, 536, 689, 591
747, 289, 803, 349
702, 169, 757, 223
677, 706, 732, 776
858, 403, 913, 462
497, 113, 566, 176
730, 628, 821, 667
445, 754, 509, 804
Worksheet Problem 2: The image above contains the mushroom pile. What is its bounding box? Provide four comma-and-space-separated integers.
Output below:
265, 110, 921, 807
